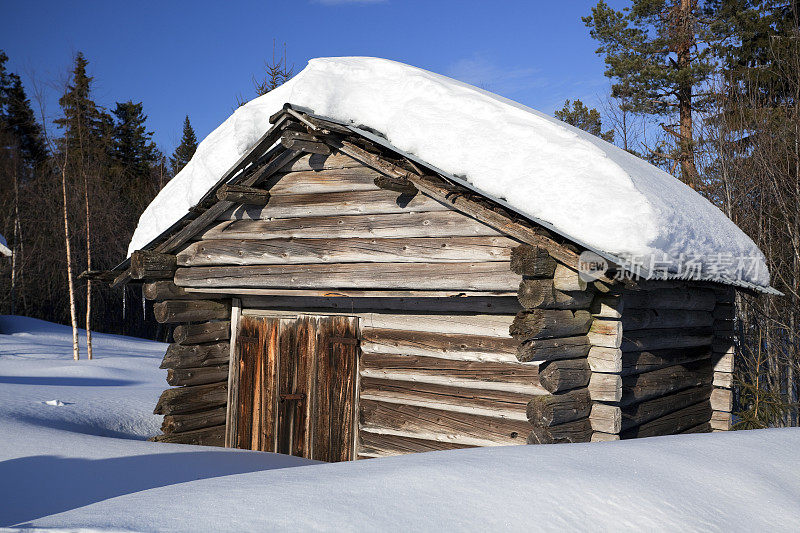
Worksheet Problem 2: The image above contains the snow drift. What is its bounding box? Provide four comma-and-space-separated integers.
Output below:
128, 57, 769, 287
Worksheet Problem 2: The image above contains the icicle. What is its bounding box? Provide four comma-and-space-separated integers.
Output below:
142, 285, 146, 317
122, 287, 127, 321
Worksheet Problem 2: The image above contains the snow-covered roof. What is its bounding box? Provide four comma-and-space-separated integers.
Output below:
129, 57, 771, 290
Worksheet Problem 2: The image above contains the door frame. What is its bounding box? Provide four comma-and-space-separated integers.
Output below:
224, 305, 361, 460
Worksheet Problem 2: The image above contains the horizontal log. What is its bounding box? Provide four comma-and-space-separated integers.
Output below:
623, 287, 716, 311
160, 342, 230, 369
143, 281, 194, 300
130, 250, 177, 280
710, 388, 732, 411
713, 371, 733, 388
588, 318, 622, 341
713, 304, 735, 320
362, 328, 518, 361
167, 364, 229, 386
373, 175, 418, 194
590, 403, 622, 434
620, 327, 714, 352
359, 376, 531, 420
552, 263, 587, 292
516, 336, 590, 363
590, 361, 713, 403
591, 295, 623, 319
224, 188, 450, 220
526, 388, 591, 426
161, 406, 227, 434
244, 308, 516, 338
710, 410, 731, 430
620, 401, 712, 439
538, 358, 591, 393
280, 132, 330, 154
361, 352, 540, 389
517, 279, 593, 310
358, 430, 474, 458
236, 295, 521, 315
712, 351, 734, 373
683, 422, 713, 434
591, 432, 620, 442
153, 299, 229, 324
588, 345, 711, 375
510, 309, 593, 340
216, 184, 271, 205
510, 245, 557, 277
591, 385, 713, 434
175, 262, 519, 291
177, 236, 517, 267
527, 417, 592, 444
200, 211, 504, 240
277, 151, 363, 173
153, 382, 228, 416
622, 309, 713, 331
150, 424, 225, 446
173, 321, 231, 345
360, 399, 529, 446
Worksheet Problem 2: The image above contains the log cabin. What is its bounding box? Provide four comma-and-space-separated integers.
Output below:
102, 59, 777, 462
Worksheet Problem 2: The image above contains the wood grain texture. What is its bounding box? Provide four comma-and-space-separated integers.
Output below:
200, 211, 504, 240
358, 430, 475, 457
177, 236, 516, 267
175, 262, 519, 291
153, 382, 228, 416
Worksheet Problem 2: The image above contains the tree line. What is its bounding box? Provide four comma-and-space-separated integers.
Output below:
557, 0, 799, 428
0, 51, 199, 351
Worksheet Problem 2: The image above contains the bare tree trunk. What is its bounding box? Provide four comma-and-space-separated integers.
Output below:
59, 149, 80, 361
10, 159, 20, 315
83, 171, 93, 360
676, 0, 699, 187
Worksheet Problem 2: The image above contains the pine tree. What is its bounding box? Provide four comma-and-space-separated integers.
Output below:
170, 115, 198, 175
54, 52, 103, 167
583, 0, 716, 185
554, 99, 614, 142
0, 51, 47, 168
111, 100, 158, 180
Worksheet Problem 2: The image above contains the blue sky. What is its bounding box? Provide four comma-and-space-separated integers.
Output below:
2, 0, 625, 154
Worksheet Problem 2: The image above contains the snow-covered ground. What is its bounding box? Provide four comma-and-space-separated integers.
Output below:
1, 315, 799, 531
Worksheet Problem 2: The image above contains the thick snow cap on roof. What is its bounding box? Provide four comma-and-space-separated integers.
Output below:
129, 57, 770, 288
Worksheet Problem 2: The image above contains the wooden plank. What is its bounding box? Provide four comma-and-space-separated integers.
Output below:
358, 430, 475, 457
313, 316, 359, 461
361, 328, 518, 361
588, 345, 711, 374
130, 251, 176, 280
590, 360, 714, 403
711, 388, 732, 412
222, 189, 451, 220
228, 295, 522, 316
263, 167, 382, 195
167, 364, 229, 386
177, 236, 517, 267
151, 425, 225, 446
620, 328, 714, 352
216, 184, 270, 205
217, 289, 518, 300
243, 309, 517, 338
361, 352, 539, 389
162, 406, 227, 434
359, 376, 530, 420
153, 382, 228, 416
175, 262, 519, 292
224, 299, 241, 447
510, 245, 557, 277
200, 211, 505, 240
359, 398, 529, 446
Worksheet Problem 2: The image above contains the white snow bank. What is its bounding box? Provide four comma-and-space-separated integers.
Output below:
2, 316, 799, 530
0, 233, 10, 257
131, 57, 768, 285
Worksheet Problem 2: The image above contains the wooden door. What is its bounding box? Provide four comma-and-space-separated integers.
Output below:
228, 314, 359, 462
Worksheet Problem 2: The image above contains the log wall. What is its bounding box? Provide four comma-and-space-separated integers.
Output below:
586, 282, 723, 441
